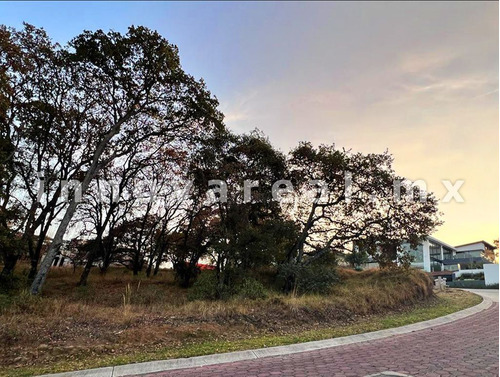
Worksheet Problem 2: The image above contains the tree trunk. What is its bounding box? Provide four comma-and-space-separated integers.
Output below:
283, 274, 297, 294
28, 258, 38, 280
153, 245, 167, 276
29, 205, 73, 294
27, 244, 37, 280
0, 254, 19, 278
78, 248, 98, 286
30, 113, 131, 295
101, 254, 112, 273
146, 242, 162, 277
28, 228, 49, 280
132, 251, 141, 276
146, 255, 154, 277
100, 237, 114, 273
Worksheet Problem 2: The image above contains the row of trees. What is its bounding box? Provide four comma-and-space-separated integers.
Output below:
0, 24, 442, 297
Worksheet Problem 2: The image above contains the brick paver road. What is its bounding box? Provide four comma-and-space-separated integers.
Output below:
134, 301, 499, 377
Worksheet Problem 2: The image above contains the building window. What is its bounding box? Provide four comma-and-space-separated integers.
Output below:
429, 242, 442, 272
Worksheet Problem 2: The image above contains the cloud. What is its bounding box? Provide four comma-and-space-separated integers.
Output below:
214, 2, 498, 245
399, 50, 458, 74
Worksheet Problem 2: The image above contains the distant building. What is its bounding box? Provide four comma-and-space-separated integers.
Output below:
360, 236, 497, 273
403, 236, 457, 272
454, 241, 497, 262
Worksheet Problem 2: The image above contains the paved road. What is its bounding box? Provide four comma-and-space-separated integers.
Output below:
133, 290, 499, 377
465, 288, 499, 303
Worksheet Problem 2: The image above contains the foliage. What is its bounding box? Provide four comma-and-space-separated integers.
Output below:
234, 277, 267, 300
447, 280, 487, 289
0, 23, 442, 299
345, 248, 369, 270
0, 207, 26, 278
282, 143, 441, 287
296, 264, 339, 294
457, 272, 484, 281
187, 271, 218, 301
178, 129, 297, 294
278, 255, 339, 295
0, 23, 222, 291
188, 273, 268, 301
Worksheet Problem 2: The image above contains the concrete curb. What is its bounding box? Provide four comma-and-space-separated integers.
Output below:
37, 291, 493, 377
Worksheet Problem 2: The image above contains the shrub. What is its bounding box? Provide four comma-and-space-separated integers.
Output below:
0, 274, 25, 294
457, 272, 484, 281
447, 280, 486, 289
345, 249, 369, 270
235, 278, 267, 300
297, 264, 339, 294
278, 262, 339, 295
187, 271, 218, 301
188, 272, 268, 301
10, 289, 42, 313
0, 293, 13, 312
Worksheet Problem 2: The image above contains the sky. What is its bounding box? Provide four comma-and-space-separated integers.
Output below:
1, 2, 498, 246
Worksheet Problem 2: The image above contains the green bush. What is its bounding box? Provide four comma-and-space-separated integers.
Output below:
188, 272, 268, 301
457, 272, 484, 281
447, 280, 486, 289
187, 271, 218, 301
297, 264, 339, 294
8, 289, 42, 312
0, 274, 25, 294
0, 293, 13, 312
235, 278, 267, 300
278, 262, 339, 295
345, 249, 369, 270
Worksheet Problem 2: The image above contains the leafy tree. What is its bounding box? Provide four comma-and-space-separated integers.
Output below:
29, 26, 222, 294
201, 130, 293, 297
482, 240, 498, 263
0, 206, 26, 278
0, 49, 22, 277
345, 247, 369, 270
169, 129, 297, 294
0, 23, 444, 300
0, 24, 80, 278
282, 143, 441, 292
171, 207, 213, 287
71, 152, 143, 286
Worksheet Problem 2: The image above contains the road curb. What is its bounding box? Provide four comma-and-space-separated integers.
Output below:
37, 290, 493, 377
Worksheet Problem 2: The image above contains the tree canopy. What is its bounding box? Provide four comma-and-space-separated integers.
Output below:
0, 24, 442, 296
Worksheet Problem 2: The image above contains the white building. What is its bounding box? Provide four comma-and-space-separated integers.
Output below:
402, 236, 457, 273
454, 241, 497, 261
361, 237, 497, 273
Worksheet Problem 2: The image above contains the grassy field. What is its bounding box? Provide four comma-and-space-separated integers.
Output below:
0, 266, 482, 377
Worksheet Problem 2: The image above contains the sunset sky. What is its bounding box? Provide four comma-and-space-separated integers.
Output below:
1, 1, 498, 246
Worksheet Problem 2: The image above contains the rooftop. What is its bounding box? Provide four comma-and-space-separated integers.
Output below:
454, 240, 497, 250
428, 236, 457, 251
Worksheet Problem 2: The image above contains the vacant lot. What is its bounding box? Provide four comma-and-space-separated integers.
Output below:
0, 267, 481, 377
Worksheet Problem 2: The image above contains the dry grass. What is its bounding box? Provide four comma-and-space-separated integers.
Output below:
0, 265, 448, 376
